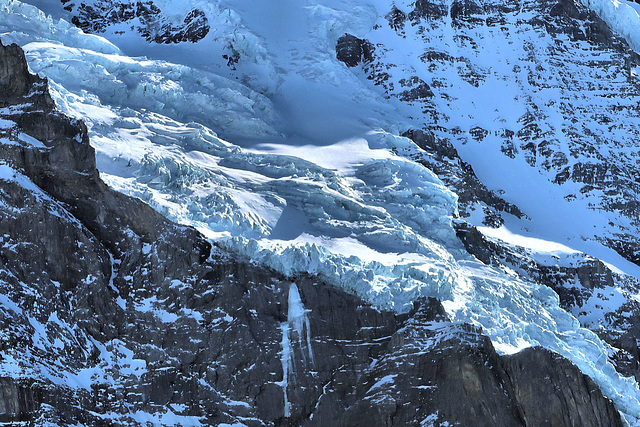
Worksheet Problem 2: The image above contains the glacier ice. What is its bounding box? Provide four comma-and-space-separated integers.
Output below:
5, 0, 640, 423
585, 0, 640, 53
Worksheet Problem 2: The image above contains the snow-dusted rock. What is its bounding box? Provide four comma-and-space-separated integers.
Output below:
0, 38, 626, 427
4, 0, 640, 424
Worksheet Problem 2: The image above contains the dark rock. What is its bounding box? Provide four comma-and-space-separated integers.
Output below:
405, 128, 458, 159
397, 76, 434, 101
336, 34, 374, 67
454, 221, 497, 265
0, 378, 38, 423
605, 235, 640, 266
408, 0, 448, 21
451, 0, 485, 26
336, 315, 621, 427
577, 260, 614, 289
0, 42, 54, 110
70, 1, 210, 44
222, 44, 241, 69
138, 8, 210, 44
504, 347, 623, 427
550, 0, 584, 20
470, 126, 489, 141
386, 5, 407, 32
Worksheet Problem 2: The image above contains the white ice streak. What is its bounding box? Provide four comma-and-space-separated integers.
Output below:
279, 283, 314, 418
279, 321, 292, 418
287, 283, 314, 364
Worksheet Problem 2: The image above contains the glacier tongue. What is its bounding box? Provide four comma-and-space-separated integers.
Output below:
5, 0, 640, 423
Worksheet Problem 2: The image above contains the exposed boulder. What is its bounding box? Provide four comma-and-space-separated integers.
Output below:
397, 76, 434, 101
386, 5, 407, 32
336, 34, 374, 67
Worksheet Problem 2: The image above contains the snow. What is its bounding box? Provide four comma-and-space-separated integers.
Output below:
16, 132, 45, 147
5, 0, 640, 423
0, 293, 22, 315
478, 225, 581, 257
0, 118, 14, 128
577, 285, 628, 327
97, 408, 203, 427
421, 412, 452, 427
135, 297, 179, 323
368, 374, 397, 393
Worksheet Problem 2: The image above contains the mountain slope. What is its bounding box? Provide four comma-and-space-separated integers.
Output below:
0, 38, 626, 426
3, 0, 640, 424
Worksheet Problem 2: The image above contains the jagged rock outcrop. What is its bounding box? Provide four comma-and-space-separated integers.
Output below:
0, 38, 625, 426
317, 300, 622, 427
504, 347, 624, 427
65, 0, 209, 44
336, 34, 374, 68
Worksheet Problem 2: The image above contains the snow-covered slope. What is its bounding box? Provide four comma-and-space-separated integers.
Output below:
4, 0, 640, 423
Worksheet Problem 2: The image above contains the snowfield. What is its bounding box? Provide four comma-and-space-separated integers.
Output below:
3, 0, 640, 423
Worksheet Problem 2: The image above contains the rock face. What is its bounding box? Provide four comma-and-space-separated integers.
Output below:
66, 0, 209, 44
504, 347, 624, 427
336, 34, 375, 68
341, 0, 640, 260
0, 39, 625, 425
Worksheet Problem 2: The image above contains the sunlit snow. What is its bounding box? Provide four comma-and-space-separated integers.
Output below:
4, 0, 640, 423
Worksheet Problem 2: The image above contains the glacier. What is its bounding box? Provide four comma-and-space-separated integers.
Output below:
3, 0, 640, 423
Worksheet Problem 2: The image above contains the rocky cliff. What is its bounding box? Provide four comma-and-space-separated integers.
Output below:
66, 0, 209, 44
332, 0, 640, 405
0, 39, 625, 426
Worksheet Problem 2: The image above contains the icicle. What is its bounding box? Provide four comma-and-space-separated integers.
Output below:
287, 283, 314, 364
279, 321, 291, 418
279, 283, 314, 418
